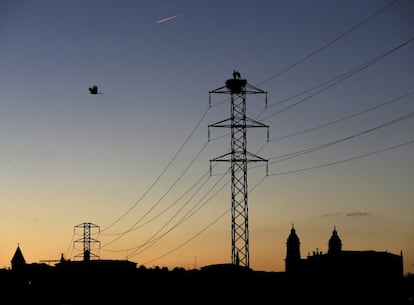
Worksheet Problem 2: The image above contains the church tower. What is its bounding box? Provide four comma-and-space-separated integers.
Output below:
11, 244, 26, 270
328, 226, 342, 255
285, 224, 301, 272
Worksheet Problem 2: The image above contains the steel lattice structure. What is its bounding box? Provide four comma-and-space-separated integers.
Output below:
209, 71, 268, 267
74, 222, 100, 261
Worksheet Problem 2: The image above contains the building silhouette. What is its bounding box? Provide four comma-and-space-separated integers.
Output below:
285, 224, 301, 273
285, 225, 403, 278
0, 228, 411, 304
285, 226, 406, 304
11, 244, 26, 270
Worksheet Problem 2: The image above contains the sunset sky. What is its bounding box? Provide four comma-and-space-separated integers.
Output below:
1, 0, 413, 274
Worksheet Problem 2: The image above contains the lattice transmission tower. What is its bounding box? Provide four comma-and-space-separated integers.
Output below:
209, 71, 268, 267
73, 222, 100, 261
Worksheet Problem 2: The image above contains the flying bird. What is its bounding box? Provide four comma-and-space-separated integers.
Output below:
89, 85, 102, 95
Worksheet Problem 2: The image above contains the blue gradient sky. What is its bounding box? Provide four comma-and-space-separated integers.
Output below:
0, 0, 413, 273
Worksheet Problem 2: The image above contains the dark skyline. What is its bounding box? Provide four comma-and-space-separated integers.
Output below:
0, 0, 413, 273
1, 226, 411, 305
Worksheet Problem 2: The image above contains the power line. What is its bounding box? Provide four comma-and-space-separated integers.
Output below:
101, 99, 229, 237
256, 47, 413, 119
265, 111, 414, 164
102, 140, 210, 247
99, 0, 404, 257
255, 91, 414, 154
259, 36, 414, 122
103, 169, 230, 257
215, 110, 414, 175
266, 91, 414, 144
255, 0, 400, 86
105, 108, 414, 263
101, 133, 233, 247
130, 137, 414, 265
100, 170, 211, 237
102, 90, 412, 262
99, 0, 402, 238
127, 172, 230, 259
267, 139, 414, 177
141, 207, 229, 266
101, 172, 213, 252
101, 145, 234, 253
139, 168, 269, 265
101, 131, 232, 253
106, 93, 414, 259
188, 1, 399, 110
60, 1, 407, 264
101, 172, 215, 252
101, 107, 211, 233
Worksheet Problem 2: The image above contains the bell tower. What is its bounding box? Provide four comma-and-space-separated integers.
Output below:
328, 226, 342, 255
285, 225, 301, 272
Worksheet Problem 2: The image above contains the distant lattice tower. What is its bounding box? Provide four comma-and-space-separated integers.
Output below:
209, 71, 268, 267
74, 222, 100, 261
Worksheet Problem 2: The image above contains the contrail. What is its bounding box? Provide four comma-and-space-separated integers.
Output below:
156, 14, 181, 24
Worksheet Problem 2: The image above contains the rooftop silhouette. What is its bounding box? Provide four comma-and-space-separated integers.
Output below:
1, 226, 412, 305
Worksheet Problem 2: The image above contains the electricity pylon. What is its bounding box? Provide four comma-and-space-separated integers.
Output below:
74, 222, 100, 261
209, 71, 268, 267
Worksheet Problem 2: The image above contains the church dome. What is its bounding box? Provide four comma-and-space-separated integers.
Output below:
328, 226, 342, 255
